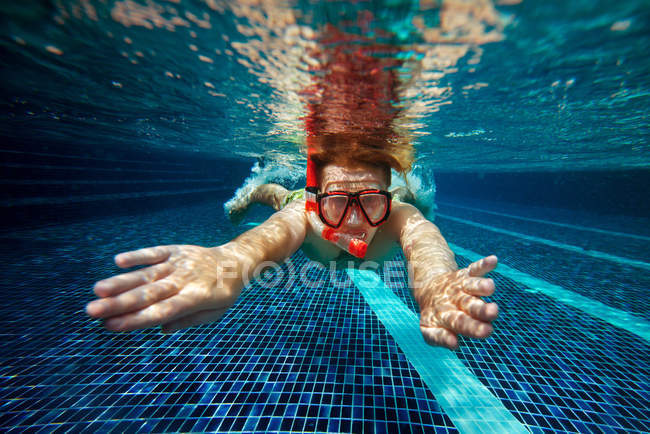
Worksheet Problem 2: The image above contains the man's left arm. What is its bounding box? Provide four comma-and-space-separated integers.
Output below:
388, 203, 500, 349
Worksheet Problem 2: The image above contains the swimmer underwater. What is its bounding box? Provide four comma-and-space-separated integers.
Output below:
85, 144, 499, 350
85, 27, 500, 351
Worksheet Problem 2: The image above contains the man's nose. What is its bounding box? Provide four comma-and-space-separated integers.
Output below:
345, 204, 364, 226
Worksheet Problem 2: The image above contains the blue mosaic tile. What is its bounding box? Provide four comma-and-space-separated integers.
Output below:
379, 234, 649, 432
434, 205, 650, 321
1, 199, 648, 433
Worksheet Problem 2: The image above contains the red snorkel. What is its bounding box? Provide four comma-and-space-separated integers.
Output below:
304, 137, 368, 259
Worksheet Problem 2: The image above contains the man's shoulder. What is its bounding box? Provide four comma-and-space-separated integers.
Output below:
384, 202, 424, 237
277, 198, 308, 220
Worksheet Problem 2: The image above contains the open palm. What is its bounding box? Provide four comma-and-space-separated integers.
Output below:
86, 245, 242, 333
417, 255, 500, 350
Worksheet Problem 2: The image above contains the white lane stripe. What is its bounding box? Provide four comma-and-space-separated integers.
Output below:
0, 148, 189, 166
437, 213, 650, 272
0, 178, 228, 185
0, 187, 231, 206
438, 201, 650, 242
449, 243, 650, 343
348, 268, 530, 434
0, 162, 194, 174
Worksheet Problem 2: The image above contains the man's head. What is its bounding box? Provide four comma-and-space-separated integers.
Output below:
316, 162, 390, 245
305, 133, 413, 249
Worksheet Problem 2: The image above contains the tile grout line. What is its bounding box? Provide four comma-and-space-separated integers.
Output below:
437, 201, 650, 242
347, 268, 530, 434
449, 242, 650, 343
437, 212, 650, 272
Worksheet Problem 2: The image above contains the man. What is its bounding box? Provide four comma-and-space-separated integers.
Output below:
86, 23, 499, 350
86, 153, 498, 350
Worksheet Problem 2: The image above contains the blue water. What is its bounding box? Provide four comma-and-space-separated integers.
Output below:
1, 1, 649, 433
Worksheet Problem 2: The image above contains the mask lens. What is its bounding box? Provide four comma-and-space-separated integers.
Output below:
320, 194, 349, 226
359, 193, 388, 224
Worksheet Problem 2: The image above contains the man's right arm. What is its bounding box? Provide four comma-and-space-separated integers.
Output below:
86, 201, 309, 333
223, 199, 308, 270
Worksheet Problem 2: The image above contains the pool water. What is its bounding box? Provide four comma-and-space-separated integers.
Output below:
1, 0, 649, 433
1, 188, 648, 432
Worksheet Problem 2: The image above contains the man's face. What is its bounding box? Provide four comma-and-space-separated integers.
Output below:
319, 164, 389, 245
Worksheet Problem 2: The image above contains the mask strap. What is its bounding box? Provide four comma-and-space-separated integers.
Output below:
305, 144, 318, 212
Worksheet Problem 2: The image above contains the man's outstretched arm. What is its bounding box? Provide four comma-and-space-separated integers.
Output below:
86, 201, 308, 333
224, 200, 307, 269
389, 203, 499, 349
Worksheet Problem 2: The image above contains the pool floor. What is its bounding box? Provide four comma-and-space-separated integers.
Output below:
0, 198, 648, 433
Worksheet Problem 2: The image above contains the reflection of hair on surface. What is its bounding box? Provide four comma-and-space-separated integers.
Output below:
304, 25, 414, 178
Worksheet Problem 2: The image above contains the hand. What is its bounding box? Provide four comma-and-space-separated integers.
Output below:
86, 245, 243, 333
415, 255, 499, 350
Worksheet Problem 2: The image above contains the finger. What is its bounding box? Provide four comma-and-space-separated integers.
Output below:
114, 246, 172, 268
439, 310, 493, 339
160, 308, 229, 334
102, 283, 215, 332
467, 255, 498, 277
459, 296, 499, 322
420, 326, 458, 350
88, 277, 179, 319
462, 277, 495, 297
92, 262, 175, 298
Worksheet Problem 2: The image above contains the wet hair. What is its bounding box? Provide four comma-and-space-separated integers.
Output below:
308, 133, 413, 187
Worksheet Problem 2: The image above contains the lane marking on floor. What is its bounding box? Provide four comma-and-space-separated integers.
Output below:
1, 187, 232, 207
438, 201, 650, 242
437, 213, 650, 272
348, 268, 530, 434
449, 243, 650, 343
